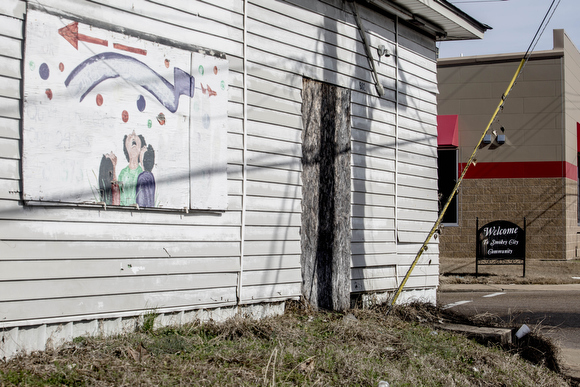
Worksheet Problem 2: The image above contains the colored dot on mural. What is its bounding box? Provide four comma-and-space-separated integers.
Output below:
220, 80, 225, 90
39, 63, 50, 80
202, 113, 211, 129
137, 95, 146, 112
157, 113, 166, 125
96, 94, 104, 106
164, 59, 170, 68
45, 89, 53, 100
213, 66, 218, 75
198, 65, 204, 75
29, 61, 35, 71
148, 119, 152, 128
59, 63, 65, 72
122, 110, 129, 123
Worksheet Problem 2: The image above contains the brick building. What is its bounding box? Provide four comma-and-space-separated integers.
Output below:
437, 29, 580, 261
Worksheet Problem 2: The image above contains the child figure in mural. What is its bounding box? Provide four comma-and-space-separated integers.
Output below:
136, 144, 156, 207
98, 131, 155, 207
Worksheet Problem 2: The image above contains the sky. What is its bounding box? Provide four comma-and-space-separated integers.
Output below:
437, 0, 579, 58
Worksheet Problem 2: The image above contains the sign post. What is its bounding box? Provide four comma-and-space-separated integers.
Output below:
476, 218, 526, 277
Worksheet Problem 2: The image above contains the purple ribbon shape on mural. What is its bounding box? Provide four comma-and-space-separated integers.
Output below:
65, 52, 195, 113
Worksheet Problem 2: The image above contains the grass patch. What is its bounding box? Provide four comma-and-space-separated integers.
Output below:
440, 258, 580, 285
0, 302, 573, 386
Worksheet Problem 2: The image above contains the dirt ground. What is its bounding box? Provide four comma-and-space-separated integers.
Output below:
440, 258, 580, 285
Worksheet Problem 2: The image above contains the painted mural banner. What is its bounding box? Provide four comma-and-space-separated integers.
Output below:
476, 218, 526, 276
22, 10, 228, 210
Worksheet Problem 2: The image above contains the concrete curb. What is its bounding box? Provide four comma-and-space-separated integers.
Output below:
438, 283, 580, 293
435, 323, 512, 345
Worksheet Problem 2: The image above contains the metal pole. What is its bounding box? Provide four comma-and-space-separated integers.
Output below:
476, 217, 479, 278
387, 59, 526, 311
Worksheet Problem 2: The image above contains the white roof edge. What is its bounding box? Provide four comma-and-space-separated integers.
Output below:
370, 0, 490, 41
427, 0, 489, 39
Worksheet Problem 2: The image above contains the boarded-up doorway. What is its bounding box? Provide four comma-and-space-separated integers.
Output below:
301, 78, 351, 311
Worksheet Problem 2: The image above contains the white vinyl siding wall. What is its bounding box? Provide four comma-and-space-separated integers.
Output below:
247, 0, 439, 294
0, 0, 439, 339
0, 0, 301, 328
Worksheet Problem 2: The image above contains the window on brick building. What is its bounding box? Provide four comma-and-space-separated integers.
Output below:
438, 148, 458, 225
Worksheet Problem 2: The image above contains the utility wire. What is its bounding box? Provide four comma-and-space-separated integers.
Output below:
525, 0, 561, 58
386, 0, 562, 312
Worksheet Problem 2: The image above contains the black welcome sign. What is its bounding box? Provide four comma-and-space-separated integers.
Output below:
477, 220, 525, 259
476, 219, 526, 276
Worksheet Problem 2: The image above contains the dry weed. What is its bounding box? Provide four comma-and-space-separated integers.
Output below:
0, 302, 572, 386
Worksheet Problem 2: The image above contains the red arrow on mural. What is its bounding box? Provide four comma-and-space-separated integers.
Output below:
58, 22, 108, 50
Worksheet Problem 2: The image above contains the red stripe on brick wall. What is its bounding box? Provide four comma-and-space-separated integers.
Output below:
459, 161, 578, 181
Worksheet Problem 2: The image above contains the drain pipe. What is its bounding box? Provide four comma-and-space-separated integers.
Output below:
350, 1, 384, 97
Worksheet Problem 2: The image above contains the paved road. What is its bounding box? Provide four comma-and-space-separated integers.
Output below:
438, 285, 580, 379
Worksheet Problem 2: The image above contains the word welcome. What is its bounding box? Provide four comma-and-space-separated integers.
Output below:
482, 225, 518, 237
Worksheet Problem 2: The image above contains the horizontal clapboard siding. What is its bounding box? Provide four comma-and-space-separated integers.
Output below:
0, 240, 240, 260
345, 2, 439, 293
0, 1, 22, 210
241, 0, 312, 303
2, 287, 237, 323
0, 0, 444, 332
0, 0, 250, 325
